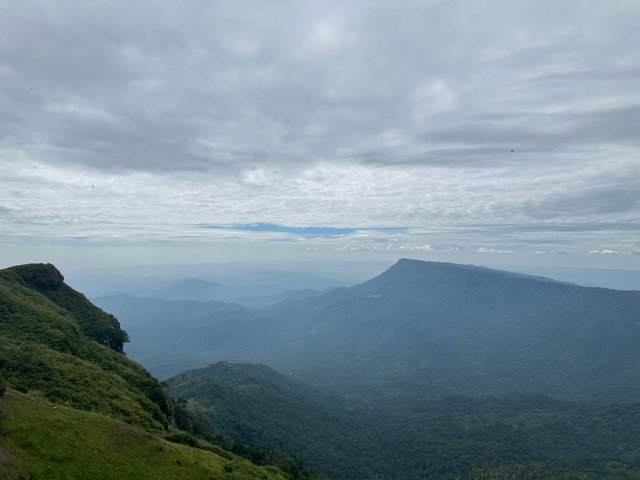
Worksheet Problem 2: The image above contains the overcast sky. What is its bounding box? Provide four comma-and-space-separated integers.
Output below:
1, 0, 639, 271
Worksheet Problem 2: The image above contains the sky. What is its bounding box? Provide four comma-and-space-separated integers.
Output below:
1, 0, 639, 272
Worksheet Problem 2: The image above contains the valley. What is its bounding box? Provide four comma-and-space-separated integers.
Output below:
91, 259, 640, 478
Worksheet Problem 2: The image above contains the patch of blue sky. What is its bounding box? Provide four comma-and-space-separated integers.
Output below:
197, 223, 407, 237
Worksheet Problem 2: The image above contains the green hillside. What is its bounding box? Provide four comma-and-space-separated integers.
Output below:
168, 361, 640, 480
7, 264, 129, 352
0, 263, 291, 479
0, 264, 169, 429
167, 362, 383, 479
0, 389, 285, 480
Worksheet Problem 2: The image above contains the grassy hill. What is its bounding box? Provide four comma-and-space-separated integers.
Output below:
8, 264, 129, 352
0, 264, 170, 429
0, 263, 292, 479
0, 389, 285, 480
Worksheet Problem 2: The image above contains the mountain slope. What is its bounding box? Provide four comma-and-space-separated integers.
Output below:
0, 265, 169, 428
167, 362, 383, 479
123, 259, 640, 400
0, 263, 294, 479
259, 259, 640, 399
167, 361, 640, 480
0, 389, 286, 480
92, 293, 252, 378
7, 264, 129, 352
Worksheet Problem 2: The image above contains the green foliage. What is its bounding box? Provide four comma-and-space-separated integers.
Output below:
170, 393, 322, 480
7, 263, 130, 352
0, 263, 315, 479
0, 370, 6, 397
0, 264, 170, 429
168, 362, 640, 480
0, 389, 286, 480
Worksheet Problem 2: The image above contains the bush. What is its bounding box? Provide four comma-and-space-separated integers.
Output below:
0, 371, 6, 397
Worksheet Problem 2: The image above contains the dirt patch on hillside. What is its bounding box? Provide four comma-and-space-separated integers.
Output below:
0, 445, 16, 475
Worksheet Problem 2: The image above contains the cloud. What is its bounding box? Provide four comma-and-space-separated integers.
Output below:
412, 80, 457, 118
588, 249, 631, 256
0, 0, 639, 264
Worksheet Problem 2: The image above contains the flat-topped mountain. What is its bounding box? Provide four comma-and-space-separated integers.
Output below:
269, 259, 640, 399
115, 259, 640, 401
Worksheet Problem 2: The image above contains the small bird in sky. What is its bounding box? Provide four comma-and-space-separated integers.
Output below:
91, 184, 95, 188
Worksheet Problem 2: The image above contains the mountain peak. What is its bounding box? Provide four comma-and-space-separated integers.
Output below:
387, 258, 565, 285
385, 258, 492, 278
393, 258, 486, 270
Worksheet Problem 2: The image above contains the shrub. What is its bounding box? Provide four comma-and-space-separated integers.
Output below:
0, 371, 6, 397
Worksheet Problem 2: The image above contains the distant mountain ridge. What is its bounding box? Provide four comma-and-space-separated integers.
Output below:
264, 259, 640, 399
110, 258, 640, 401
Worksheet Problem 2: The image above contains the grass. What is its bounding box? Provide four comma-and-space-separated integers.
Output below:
0, 389, 286, 480
0, 267, 170, 429
0, 264, 296, 478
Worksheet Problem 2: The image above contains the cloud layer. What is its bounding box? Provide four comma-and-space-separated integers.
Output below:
1, 0, 639, 262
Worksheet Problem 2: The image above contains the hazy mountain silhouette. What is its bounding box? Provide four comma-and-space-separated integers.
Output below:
106, 259, 640, 400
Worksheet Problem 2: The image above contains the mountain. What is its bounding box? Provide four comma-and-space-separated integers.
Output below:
150, 278, 225, 301
0, 264, 169, 429
168, 361, 640, 480
69, 264, 355, 302
226, 287, 334, 309
116, 259, 640, 401
167, 362, 384, 480
253, 259, 640, 400
0, 263, 296, 479
92, 294, 253, 378
7, 263, 130, 352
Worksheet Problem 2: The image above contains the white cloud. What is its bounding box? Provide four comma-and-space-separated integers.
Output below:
412, 80, 457, 118
588, 249, 629, 256
303, 19, 357, 54
0, 0, 639, 267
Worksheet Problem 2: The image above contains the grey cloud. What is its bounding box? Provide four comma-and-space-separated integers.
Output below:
526, 185, 640, 220
1, 0, 639, 262
413, 105, 640, 163
2, 0, 638, 174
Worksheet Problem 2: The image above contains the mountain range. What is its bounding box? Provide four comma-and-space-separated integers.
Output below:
100, 259, 640, 403
6, 259, 640, 479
